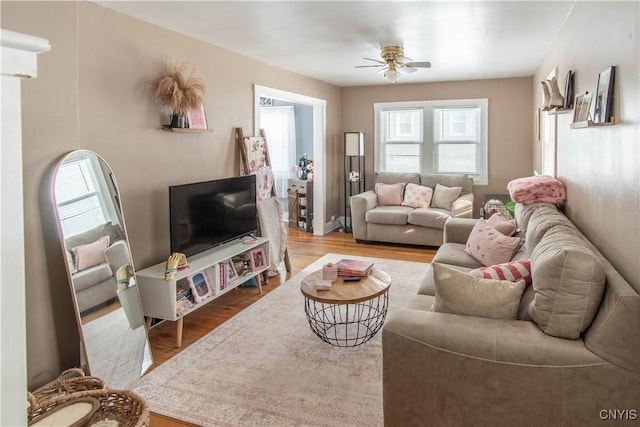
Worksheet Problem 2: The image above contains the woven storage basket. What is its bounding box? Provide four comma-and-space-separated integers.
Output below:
30, 368, 105, 404
28, 388, 149, 427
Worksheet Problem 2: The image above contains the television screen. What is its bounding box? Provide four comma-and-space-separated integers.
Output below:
169, 175, 257, 258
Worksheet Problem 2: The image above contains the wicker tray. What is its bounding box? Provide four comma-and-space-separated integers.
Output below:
28, 388, 149, 427
29, 368, 105, 405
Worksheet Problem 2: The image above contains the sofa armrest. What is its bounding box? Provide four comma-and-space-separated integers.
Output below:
451, 192, 474, 218
104, 240, 130, 275
443, 217, 478, 244
350, 190, 377, 240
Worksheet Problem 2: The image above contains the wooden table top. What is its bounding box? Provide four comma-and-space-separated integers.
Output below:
300, 268, 391, 304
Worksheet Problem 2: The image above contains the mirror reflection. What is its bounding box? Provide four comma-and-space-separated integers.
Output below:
52, 150, 152, 389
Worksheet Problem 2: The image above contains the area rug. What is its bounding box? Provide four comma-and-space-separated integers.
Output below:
132, 253, 429, 426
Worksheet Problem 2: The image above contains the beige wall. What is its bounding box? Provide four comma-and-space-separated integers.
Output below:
2, 1, 341, 388
341, 78, 534, 215
533, 2, 639, 290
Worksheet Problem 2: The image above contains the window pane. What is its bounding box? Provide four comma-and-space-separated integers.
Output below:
386, 110, 422, 142
55, 159, 97, 204
437, 144, 477, 173
385, 144, 420, 172
435, 107, 478, 141
58, 195, 106, 237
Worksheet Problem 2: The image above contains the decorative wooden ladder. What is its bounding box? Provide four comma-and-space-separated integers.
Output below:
235, 127, 292, 273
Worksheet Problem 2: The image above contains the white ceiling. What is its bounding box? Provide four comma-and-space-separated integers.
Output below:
93, 1, 576, 87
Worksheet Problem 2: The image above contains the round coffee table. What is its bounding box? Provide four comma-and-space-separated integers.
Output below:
300, 268, 391, 347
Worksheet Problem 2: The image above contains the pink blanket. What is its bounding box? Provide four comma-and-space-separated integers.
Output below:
507, 175, 566, 205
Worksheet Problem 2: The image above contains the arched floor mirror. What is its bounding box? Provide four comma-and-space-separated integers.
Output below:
51, 150, 152, 388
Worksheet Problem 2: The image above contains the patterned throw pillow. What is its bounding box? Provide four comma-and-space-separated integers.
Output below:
431, 183, 462, 209
375, 182, 405, 206
401, 183, 433, 208
469, 260, 532, 285
465, 219, 521, 267
486, 212, 517, 236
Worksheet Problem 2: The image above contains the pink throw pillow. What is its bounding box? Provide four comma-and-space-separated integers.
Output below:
465, 219, 521, 267
375, 182, 405, 206
402, 183, 433, 208
72, 235, 110, 271
487, 213, 517, 236
469, 260, 532, 286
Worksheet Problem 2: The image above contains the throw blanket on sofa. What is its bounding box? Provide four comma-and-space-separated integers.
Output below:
507, 175, 566, 205
257, 196, 287, 274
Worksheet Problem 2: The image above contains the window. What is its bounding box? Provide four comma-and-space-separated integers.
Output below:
55, 156, 109, 238
375, 99, 488, 185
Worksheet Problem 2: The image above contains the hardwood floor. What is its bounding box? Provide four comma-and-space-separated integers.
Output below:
147, 229, 436, 426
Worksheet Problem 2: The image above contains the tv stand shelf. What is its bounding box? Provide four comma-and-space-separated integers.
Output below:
136, 237, 269, 347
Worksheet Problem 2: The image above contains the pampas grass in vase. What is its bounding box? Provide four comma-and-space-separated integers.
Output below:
154, 60, 205, 128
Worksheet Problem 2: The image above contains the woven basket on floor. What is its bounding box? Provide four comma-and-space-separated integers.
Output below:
28, 388, 149, 427
29, 368, 105, 404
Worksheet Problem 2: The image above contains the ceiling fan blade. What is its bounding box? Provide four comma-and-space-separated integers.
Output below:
355, 64, 385, 68
363, 57, 386, 64
376, 66, 389, 74
399, 66, 417, 74
405, 61, 431, 68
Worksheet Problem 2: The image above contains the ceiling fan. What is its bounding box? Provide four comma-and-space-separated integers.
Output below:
356, 45, 431, 83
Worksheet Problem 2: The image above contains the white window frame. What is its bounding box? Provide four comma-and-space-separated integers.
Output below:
374, 99, 488, 185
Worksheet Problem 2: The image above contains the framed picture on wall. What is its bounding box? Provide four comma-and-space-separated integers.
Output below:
573, 92, 592, 123
187, 104, 207, 129
592, 66, 615, 123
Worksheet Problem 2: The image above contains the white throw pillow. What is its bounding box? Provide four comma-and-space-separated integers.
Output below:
431, 183, 462, 210
401, 183, 433, 208
432, 263, 526, 320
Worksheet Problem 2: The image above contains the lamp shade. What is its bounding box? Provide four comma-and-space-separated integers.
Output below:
344, 132, 364, 156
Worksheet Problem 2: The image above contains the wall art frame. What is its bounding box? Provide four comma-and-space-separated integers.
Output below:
592, 66, 615, 123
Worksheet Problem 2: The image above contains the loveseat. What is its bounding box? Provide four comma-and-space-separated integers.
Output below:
64, 222, 130, 314
351, 172, 474, 247
382, 202, 640, 426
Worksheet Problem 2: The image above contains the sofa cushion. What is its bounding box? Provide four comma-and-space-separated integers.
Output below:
524, 206, 572, 257
374, 171, 420, 185
407, 208, 450, 229
375, 182, 405, 206
431, 183, 462, 210
365, 206, 412, 225
528, 225, 606, 339
72, 235, 110, 272
72, 263, 113, 292
432, 263, 526, 320
433, 243, 484, 269
421, 173, 472, 194
470, 260, 532, 286
465, 219, 522, 267
402, 183, 433, 208
418, 263, 472, 297
64, 221, 123, 251
486, 213, 516, 236
514, 202, 557, 233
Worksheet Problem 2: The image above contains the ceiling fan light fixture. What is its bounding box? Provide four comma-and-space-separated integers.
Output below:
384, 69, 400, 82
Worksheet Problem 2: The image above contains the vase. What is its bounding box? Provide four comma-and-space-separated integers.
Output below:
171, 113, 186, 128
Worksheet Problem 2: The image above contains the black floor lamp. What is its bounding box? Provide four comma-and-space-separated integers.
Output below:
344, 132, 365, 232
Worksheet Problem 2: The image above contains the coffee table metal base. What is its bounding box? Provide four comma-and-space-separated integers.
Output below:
303, 292, 389, 347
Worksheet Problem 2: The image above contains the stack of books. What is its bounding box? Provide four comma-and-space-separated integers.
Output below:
335, 259, 374, 277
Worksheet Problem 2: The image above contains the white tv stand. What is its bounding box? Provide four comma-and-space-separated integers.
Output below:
136, 237, 269, 347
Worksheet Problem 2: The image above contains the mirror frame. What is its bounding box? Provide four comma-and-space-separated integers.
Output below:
51, 149, 152, 386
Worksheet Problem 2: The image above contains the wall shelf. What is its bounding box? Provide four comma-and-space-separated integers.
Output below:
570, 119, 617, 129
162, 125, 213, 133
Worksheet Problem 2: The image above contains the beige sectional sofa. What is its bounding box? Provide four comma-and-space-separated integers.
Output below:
351, 172, 474, 247
382, 203, 640, 426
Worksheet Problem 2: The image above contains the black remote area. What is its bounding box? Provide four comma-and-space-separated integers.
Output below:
342, 276, 362, 282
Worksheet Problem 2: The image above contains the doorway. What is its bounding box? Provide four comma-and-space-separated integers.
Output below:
253, 85, 327, 235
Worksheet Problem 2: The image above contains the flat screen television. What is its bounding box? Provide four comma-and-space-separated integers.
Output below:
169, 175, 257, 258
